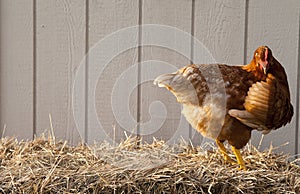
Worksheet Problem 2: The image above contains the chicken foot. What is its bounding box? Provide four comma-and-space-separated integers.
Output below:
216, 140, 234, 164
232, 146, 246, 170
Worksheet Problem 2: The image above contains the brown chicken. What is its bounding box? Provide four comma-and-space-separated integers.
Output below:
154, 46, 293, 170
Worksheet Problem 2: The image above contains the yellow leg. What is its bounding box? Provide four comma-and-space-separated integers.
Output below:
216, 140, 233, 163
232, 146, 246, 170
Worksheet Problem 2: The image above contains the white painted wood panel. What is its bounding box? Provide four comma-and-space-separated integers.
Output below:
297, 7, 300, 157
0, 0, 33, 140
194, 0, 246, 65
248, 0, 300, 155
298, 94, 300, 156
36, 0, 86, 144
298, 84, 300, 155
141, 0, 192, 143
88, 0, 139, 144
192, 0, 246, 145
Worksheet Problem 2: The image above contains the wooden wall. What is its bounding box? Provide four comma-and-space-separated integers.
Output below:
0, 0, 299, 155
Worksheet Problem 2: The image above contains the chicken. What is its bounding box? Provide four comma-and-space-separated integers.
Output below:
153, 46, 293, 170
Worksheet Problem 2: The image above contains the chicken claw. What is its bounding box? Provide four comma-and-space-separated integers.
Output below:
232, 146, 247, 171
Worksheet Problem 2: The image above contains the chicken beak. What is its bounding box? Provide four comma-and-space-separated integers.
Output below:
263, 66, 267, 74
258, 60, 268, 75
263, 63, 269, 74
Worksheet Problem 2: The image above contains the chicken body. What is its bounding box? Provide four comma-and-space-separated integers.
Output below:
154, 46, 293, 170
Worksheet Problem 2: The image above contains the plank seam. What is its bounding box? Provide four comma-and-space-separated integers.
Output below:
137, 0, 143, 141
84, 0, 89, 143
33, 0, 37, 139
295, 14, 300, 157
243, 0, 249, 64
189, 0, 195, 142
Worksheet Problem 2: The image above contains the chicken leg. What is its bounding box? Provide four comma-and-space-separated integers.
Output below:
216, 140, 233, 163
232, 146, 246, 170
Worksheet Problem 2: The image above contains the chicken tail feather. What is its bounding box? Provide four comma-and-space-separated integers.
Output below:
153, 73, 176, 89
154, 71, 200, 104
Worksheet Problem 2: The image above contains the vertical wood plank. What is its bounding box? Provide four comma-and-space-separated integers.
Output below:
247, 0, 299, 154
193, 0, 246, 145
36, 0, 86, 144
141, 0, 192, 143
0, 0, 33, 140
88, 0, 139, 144
194, 0, 246, 64
297, 15, 300, 156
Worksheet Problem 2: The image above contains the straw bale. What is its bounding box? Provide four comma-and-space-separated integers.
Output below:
0, 134, 299, 193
